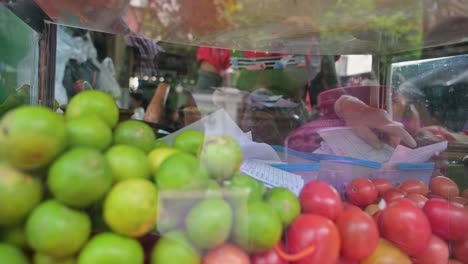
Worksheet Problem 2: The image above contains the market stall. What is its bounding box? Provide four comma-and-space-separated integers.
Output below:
1, 0, 468, 263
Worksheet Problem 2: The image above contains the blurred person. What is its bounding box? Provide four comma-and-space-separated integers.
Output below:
195, 47, 231, 93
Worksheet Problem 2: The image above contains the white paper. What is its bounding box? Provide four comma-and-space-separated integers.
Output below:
317, 127, 395, 163
158, 109, 281, 162
386, 141, 448, 166
240, 160, 304, 196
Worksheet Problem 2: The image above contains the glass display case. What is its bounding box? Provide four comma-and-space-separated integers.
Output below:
1, 0, 467, 263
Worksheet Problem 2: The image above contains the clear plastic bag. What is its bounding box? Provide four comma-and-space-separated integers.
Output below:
95, 57, 122, 100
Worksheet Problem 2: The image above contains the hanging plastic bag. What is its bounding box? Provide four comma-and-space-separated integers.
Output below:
95, 57, 122, 100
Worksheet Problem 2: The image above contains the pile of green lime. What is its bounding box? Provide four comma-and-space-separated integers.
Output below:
0, 90, 301, 263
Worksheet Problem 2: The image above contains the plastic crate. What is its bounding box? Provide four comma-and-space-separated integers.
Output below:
371, 163, 435, 186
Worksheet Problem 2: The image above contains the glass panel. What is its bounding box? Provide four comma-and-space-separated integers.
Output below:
30, 0, 468, 55
0, 4, 38, 118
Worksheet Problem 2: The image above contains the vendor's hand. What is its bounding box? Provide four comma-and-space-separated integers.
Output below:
335, 95, 417, 149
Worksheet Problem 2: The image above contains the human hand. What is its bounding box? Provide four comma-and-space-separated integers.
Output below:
334, 95, 417, 149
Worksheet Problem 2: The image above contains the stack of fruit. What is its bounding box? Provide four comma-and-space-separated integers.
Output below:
1, 90, 468, 263
0, 90, 301, 264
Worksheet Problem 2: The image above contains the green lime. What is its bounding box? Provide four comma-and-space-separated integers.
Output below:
265, 187, 301, 227
77, 232, 144, 264
0, 106, 67, 170
0, 163, 43, 226
154, 152, 209, 191
201, 135, 242, 180
25, 200, 91, 258
234, 200, 283, 253
48, 148, 113, 208
151, 230, 200, 264
173, 129, 204, 156
226, 173, 266, 207
103, 179, 159, 237
66, 116, 112, 151
106, 145, 151, 182
33, 252, 76, 264
186, 199, 232, 249
113, 120, 156, 153
147, 147, 179, 174
0, 243, 29, 264
66, 90, 119, 129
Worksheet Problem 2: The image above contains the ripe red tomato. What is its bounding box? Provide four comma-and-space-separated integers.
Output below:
405, 193, 428, 209
411, 235, 449, 264
452, 236, 468, 263
251, 241, 287, 264
462, 189, 468, 199
399, 180, 429, 196
382, 188, 406, 203
287, 214, 340, 264
429, 176, 460, 199
345, 178, 378, 207
299, 181, 343, 221
202, 244, 250, 264
336, 256, 358, 264
336, 207, 379, 261
379, 199, 432, 256
372, 178, 393, 197
423, 199, 468, 241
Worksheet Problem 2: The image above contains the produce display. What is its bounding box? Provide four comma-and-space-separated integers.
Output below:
0, 90, 467, 263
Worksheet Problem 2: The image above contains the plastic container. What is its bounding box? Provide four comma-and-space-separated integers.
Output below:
319, 159, 381, 196
271, 163, 320, 184
371, 163, 435, 186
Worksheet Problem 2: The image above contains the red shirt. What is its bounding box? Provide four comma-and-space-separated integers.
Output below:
197, 47, 231, 72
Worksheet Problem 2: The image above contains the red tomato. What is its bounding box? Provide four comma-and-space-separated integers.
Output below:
429, 176, 460, 199
411, 235, 449, 264
299, 181, 343, 221
251, 241, 288, 264
372, 178, 393, 197
379, 199, 432, 256
345, 178, 378, 207
405, 193, 428, 209
287, 214, 340, 264
462, 189, 468, 199
399, 180, 429, 196
452, 237, 468, 263
450, 196, 468, 206
382, 188, 406, 203
336, 208, 379, 261
336, 256, 358, 264
202, 244, 250, 264
423, 199, 468, 241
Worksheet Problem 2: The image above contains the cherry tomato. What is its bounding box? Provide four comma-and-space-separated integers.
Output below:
423, 199, 468, 241
462, 189, 468, 200
336, 207, 379, 261
251, 241, 287, 264
299, 181, 343, 221
372, 178, 393, 197
287, 214, 340, 264
429, 176, 460, 199
405, 193, 428, 209
452, 237, 468, 263
379, 199, 432, 256
202, 244, 250, 264
411, 235, 449, 264
360, 239, 411, 264
345, 178, 378, 207
450, 196, 468, 206
399, 180, 428, 196
382, 188, 406, 203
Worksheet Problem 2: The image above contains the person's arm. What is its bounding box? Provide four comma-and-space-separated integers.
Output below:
335, 95, 417, 149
